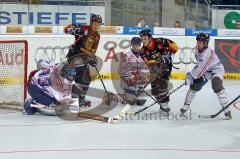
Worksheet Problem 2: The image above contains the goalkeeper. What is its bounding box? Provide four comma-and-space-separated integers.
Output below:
24, 59, 76, 115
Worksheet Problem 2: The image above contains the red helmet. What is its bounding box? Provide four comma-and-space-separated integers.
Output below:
91, 14, 102, 23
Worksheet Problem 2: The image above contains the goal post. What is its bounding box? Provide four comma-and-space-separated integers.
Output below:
0, 40, 28, 110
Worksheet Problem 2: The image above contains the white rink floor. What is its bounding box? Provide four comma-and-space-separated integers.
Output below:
0, 80, 240, 159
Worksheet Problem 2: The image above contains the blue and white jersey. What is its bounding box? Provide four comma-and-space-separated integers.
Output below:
30, 61, 72, 101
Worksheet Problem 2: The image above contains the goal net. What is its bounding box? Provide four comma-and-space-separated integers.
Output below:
0, 40, 28, 110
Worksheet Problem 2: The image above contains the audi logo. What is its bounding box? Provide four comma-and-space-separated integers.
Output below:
172, 47, 197, 65
35, 46, 69, 64
35, 45, 197, 65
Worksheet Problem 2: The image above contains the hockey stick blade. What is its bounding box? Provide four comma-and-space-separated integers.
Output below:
77, 112, 117, 123
199, 95, 240, 119
110, 104, 132, 123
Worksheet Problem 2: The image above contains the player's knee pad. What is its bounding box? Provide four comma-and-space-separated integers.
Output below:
190, 77, 207, 92
211, 77, 224, 93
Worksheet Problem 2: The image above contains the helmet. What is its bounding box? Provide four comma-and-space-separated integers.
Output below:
61, 64, 76, 79
37, 59, 53, 70
139, 29, 152, 37
91, 14, 102, 23
196, 33, 210, 43
131, 37, 141, 45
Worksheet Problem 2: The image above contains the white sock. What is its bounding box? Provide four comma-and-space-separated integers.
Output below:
216, 89, 230, 113
184, 89, 196, 106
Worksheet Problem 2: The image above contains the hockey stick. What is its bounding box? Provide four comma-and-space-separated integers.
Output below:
134, 82, 185, 116
77, 111, 118, 123
199, 95, 240, 119
94, 66, 112, 105
109, 66, 173, 121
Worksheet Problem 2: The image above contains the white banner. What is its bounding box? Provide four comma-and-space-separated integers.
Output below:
0, 4, 105, 26
217, 29, 240, 37
154, 27, 185, 36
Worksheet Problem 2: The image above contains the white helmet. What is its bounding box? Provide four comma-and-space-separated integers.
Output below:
37, 59, 53, 70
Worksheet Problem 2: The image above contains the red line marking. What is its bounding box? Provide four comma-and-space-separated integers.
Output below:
0, 148, 240, 154
233, 101, 240, 111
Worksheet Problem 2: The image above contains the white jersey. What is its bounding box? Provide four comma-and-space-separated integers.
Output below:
119, 49, 149, 88
30, 62, 72, 102
191, 46, 225, 80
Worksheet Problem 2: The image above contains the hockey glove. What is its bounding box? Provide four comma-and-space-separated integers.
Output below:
88, 54, 98, 67
185, 73, 194, 85
125, 76, 135, 87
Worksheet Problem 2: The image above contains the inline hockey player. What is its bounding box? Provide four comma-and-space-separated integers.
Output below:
139, 29, 178, 113
64, 14, 102, 107
180, 33, 232, 119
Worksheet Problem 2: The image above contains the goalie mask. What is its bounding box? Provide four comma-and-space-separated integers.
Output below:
37, 59, 53, 70
61, 65, 76, 82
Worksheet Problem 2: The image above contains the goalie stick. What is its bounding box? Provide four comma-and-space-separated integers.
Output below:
198, 95, 240, 119
77, 111, 118, 123
94, 66, 112, 105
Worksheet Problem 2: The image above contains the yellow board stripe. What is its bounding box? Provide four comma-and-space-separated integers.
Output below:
0, 73, 239, 86
92, 72, 240, 80
0, 76, 24, 86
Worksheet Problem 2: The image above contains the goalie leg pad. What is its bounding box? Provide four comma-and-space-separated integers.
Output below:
27, 83, 58, 106
23, 99, 37, 115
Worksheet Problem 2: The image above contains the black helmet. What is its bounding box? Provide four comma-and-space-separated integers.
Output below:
131, 37, 141, 45
139, 29, 152, 37
91, 14, 102, 23
196, 33, 210, 43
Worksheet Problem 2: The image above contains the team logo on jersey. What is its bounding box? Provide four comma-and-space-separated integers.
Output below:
85, 37, 94, 50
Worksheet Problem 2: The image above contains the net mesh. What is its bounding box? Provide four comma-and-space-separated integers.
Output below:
0, 40, 27, 110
